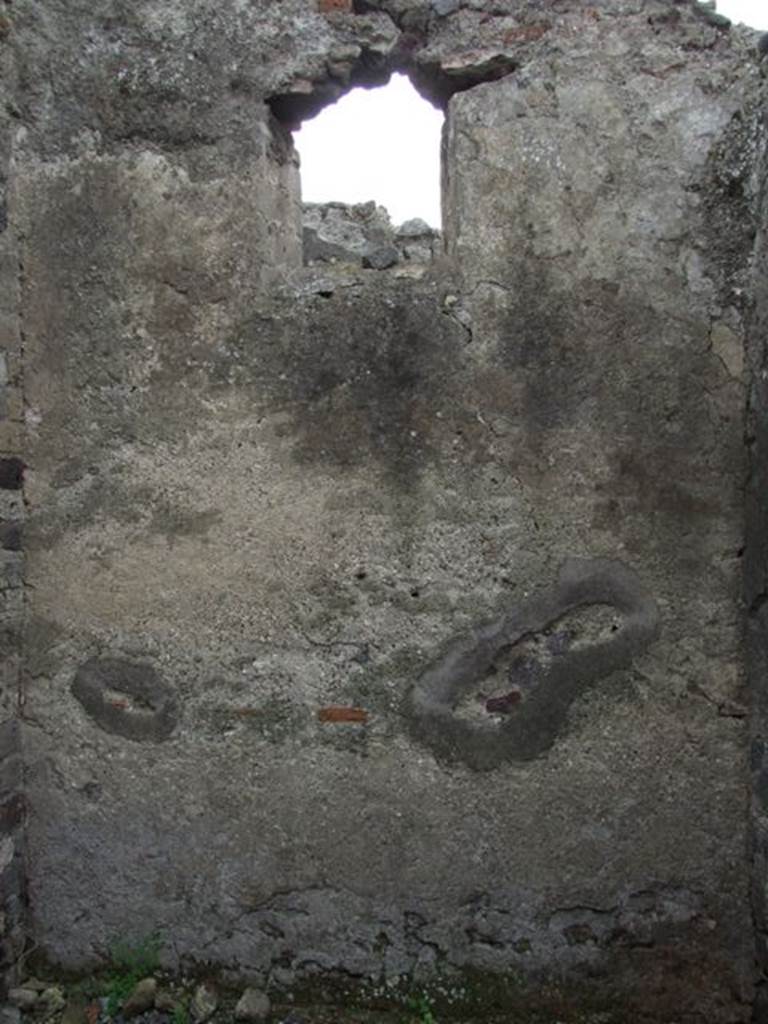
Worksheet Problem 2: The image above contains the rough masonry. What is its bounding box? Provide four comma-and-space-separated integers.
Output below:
0, 1, 767, 1021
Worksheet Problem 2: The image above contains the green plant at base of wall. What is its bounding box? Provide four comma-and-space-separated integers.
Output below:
104, 932, 163, 1017
172, 1001, 189, 1024
406, 992, 436, 1024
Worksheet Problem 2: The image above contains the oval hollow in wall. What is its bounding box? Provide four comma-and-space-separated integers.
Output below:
71, 658, 178, 742
406, 558, 659, 770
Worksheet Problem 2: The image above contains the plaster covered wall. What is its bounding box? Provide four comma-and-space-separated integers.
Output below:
2, 1, 767, 1020
0, 0, 27, 990
747, 56, 768, 1023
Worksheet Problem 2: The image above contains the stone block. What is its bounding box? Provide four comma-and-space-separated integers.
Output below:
0, 795, 23, 834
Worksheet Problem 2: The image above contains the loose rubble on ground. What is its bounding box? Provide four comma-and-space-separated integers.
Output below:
2, 976, 275, 1024
10, 976, 296, 1024
0, 970, 617, 1024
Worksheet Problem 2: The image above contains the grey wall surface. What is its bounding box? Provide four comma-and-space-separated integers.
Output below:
748, 60, 768, 1023
2, 1, 767, 1020
0, 0, 27, 994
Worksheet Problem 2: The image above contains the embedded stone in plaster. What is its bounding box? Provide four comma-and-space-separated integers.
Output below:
711, 322, 744, 380
0, 522, 21, 552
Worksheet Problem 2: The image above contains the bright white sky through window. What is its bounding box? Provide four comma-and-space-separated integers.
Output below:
295, 2, 766, 229
295, 73, 443, 229
716, 0, 768, 29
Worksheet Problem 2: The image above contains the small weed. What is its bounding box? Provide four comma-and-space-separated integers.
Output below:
103, 932, 163, 1017
109, 932, 163, 977
406, 993, 436, 1024
105, 975, 136, 1018
172, 1003, 189, 1024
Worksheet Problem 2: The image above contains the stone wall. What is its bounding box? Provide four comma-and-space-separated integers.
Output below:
0, 0, 26, 995
748, 57, 768, 1024
2, 0, 768, 1020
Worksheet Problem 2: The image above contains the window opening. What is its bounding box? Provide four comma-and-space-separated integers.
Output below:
294, 73, 443, 231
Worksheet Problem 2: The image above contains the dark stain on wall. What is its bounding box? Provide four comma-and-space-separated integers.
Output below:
0, 522, 22, 552
0, 459, 24, 490
219, 285, 470, 487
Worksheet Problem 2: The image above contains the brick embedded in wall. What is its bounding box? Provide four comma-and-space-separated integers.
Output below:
318, 0, 352, 12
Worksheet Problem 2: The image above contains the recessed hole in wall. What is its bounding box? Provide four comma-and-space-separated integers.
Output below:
294, 73, 443, 229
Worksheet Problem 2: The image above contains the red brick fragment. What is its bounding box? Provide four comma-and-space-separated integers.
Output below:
318, 706, 368, 724
485, 689, 522, 714
503, 22, 550, 44
318, 0, 352, 12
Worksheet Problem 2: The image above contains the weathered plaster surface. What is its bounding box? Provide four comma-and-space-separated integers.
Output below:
1, 1, 766, 1020
747, 56, 768, 1023
0, 0, 26, 994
